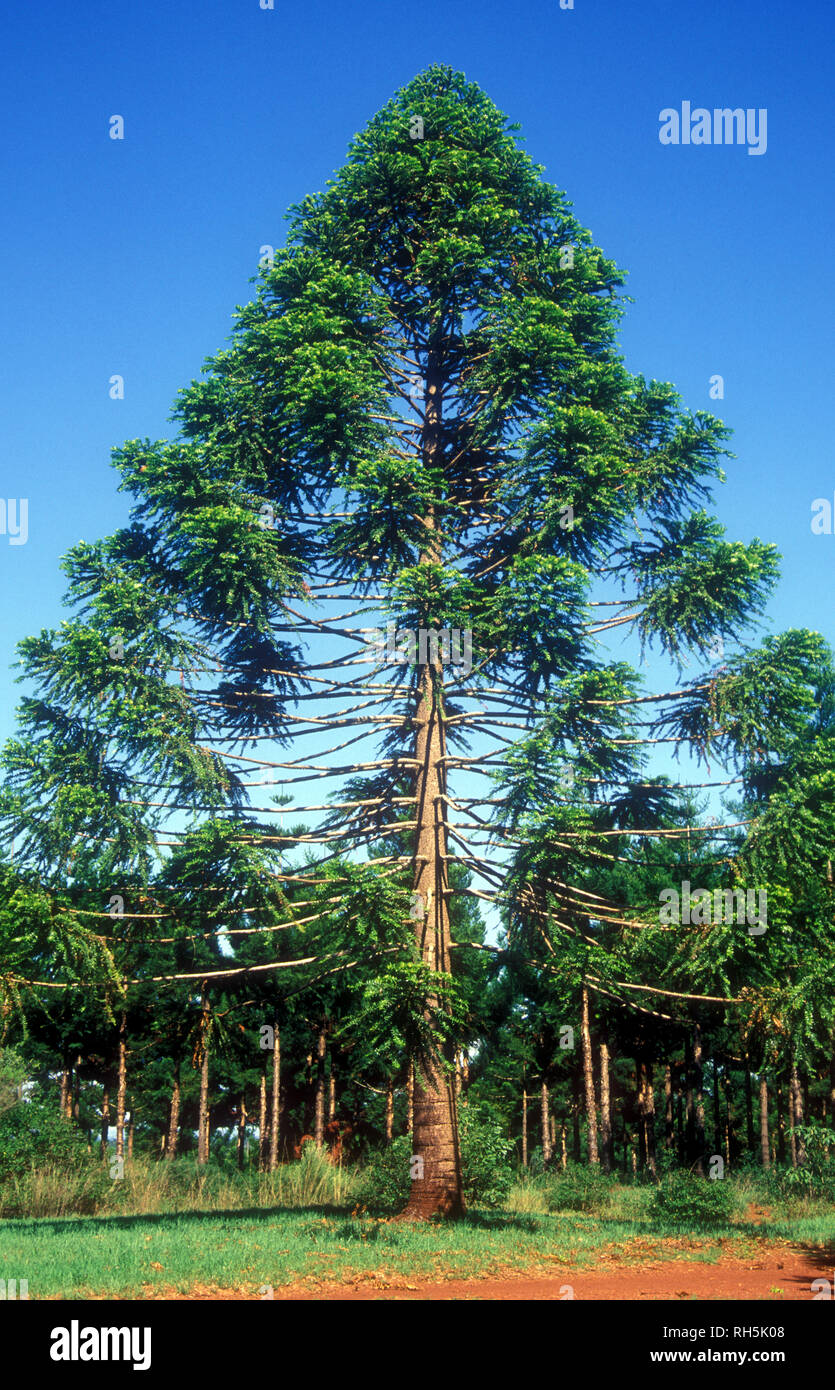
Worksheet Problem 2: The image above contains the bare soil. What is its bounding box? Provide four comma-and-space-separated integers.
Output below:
146, 1243, 825, 1300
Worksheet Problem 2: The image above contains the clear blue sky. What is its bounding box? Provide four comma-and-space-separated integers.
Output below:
1, 0, 833, 755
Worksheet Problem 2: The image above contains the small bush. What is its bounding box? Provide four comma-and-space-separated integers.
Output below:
0, 1088, 92, 1183
545, 1165, 616, 1214
650, 1171, 737, 1228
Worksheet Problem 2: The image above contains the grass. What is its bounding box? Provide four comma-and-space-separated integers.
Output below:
2, 1156, 834, 1299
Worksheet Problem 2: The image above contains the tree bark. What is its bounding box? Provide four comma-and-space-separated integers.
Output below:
664, 1063, 674, 1150
237, 1094, 247, 1170
691, 1024, 706, 1175
197, 993, 210, 1166
521, 1087, 528, 1168
115, 1013, 127, 1162
406, 1063, 414, 1135
258, 1067, 267, 1171
100, 1084, 110, 1159
540, 1080, 552, 1164
269, 1030, 281, 1171
743, 1056, 755, 1154
385, 1079, 394, 1145
72, 1054, 82, 1123
790, 1061, 806, 1165
314, 1028, 327, 1150
581, 985, 599, 1164
59, 1056, 70, 1119
166, 1065, 180, 1161
399, 482, 464, 1218
599, 1041, 613, 1174
776, 1078, 787, 1165
759, 1073, 770, 1169
127, 1111, 134, 1161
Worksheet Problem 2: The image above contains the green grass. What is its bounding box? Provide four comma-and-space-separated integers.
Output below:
3, 1199, 834, 1299
2, 1155, 834, 1298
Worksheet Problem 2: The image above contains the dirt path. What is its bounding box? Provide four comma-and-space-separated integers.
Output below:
152, 1246, 824, 1300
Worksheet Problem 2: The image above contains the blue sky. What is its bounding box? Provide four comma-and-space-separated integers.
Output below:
1, 0, 833, 766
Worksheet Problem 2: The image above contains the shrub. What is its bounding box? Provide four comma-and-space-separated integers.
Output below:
0, 1087, 92, 1183
545, 1165, 616, 1214
650, 1171, 737, 1228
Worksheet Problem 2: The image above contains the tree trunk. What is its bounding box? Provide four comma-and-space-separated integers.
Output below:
115, 1013, 127, 1162
314, 1028, 327, 1150
636, 1060, 657, 1178
599, 1041, 613, 1174
59, 1057, 70, 1119
759, 1074, 770, 1169
406, 1063, 414, 1135
540, 1081, 552, 1164
743, 1057, 755, 1154
559, 1120, 567, 1171
790, 1061, 806, 1165
581, 985, 599, 1164
713, 1064, 722, 1156
127, 1111, 134, 1161
197, 994, 210, 1166
72, 1054, 82, 1122
664, 1063, 674, 1150
521, 1087, 528, 1168
166, 1065, 180, 1161
776, 1078, 787, 1164
692, 1024, 706, 1175
237, 1094, 247, 1170
100, 1084, 110, 1159
328, 1071, 336, 1124
399, 482, 464, 1218
269, 1030, 281, 1171
258, 1067, 267, 1171
385, 1079, 394, 1144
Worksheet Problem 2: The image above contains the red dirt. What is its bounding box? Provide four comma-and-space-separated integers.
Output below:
144, 1245, 826, 1300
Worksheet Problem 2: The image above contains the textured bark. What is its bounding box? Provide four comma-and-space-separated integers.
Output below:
791, 1062, 806, 1165
269, 1031, 281, 1171
581, 985, 599, 1164
759, 1074, 770, 1169
127, 1112, 134, 1161
72, 1054, 82, 1123
636, 1060, 657, 1178
692, 1025, 706, 1175
713, 1065, 722, 1155
100, 1085, 110, 1159
166, 1066, 180, 1161
521, 1087, 528, 1168
559, 1120, 567, 1171
406, 1063, 414, 1134
397, 340, 464, 1221
197, 995, 210, 1166
59, 1058, 69, 1119
540, 1081, 552, 1164
115, 1014, 127, 1162
776, 1079, 787, 1165
314, 1028, 327, 1150
328, 1071, 336, 1124
385, 1079, 394, 1144
663, 1063, 674, 1150
599, 1041, 613, 1174
744, 1058, 755, 1153
258, 1068, 267, 1171
237, 1094, 247, 1170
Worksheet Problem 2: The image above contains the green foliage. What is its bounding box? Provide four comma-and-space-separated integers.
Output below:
0, 1085, 92, 1182
650, 1172, 737, 1229
544, 1165, 617, 1214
